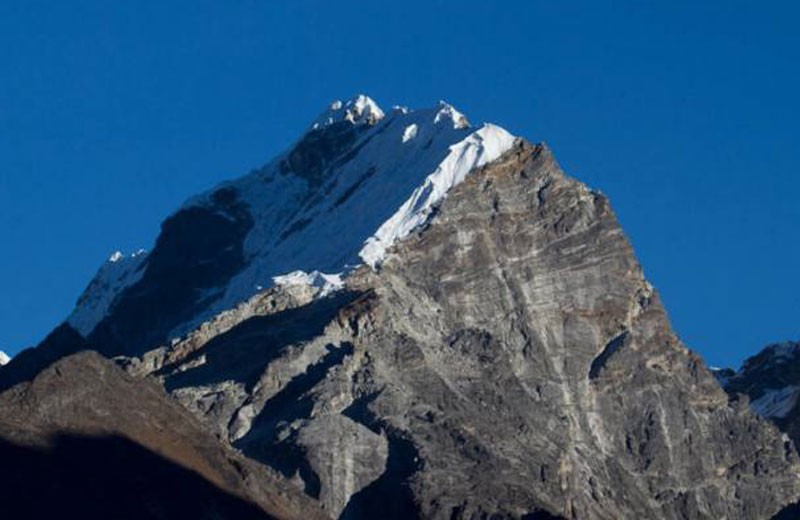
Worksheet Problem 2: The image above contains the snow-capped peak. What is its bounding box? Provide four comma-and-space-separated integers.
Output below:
434, 100, 470, 129
68, 249, 149, 336
311, 94, 385, 130
0, 351, 10, 366
67, 96, 518, 344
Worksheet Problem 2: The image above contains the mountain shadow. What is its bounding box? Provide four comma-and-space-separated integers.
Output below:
0, 434, 273, 520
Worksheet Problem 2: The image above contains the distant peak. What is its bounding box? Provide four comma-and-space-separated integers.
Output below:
764, 341, 800, 361
108, 249, 147, 263
0, 350, 10, 366
434, 100, 470, 129
311, 94, 385, 130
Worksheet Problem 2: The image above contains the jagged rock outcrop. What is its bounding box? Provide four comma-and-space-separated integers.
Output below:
127, 141, 800, 519
8, 96, 799, 519
0, 351, 328, 520
715, 341, 800, 444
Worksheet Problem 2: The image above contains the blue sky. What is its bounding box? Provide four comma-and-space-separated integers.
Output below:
0, 1, 797, 367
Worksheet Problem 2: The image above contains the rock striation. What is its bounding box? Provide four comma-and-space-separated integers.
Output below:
126, 141, 800, 519
4, 96, 799, 519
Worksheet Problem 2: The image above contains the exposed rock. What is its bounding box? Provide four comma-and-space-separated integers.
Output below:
124, 141, 800, 519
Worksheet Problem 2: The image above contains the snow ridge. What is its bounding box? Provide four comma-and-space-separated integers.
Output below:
67, 249, 148, 336
360, 123, 515, 267
0, 351, 10, 366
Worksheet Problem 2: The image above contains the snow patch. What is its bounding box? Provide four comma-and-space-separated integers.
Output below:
434, 101, 470, 129
402, 124, 418, 143
360, 123, 516, 267
272, 270, 344, 297
750, 385, 800, 419
0, 351, 10, 366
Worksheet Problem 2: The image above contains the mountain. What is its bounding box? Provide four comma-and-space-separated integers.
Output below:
714, 341, 800, 442
0, 351, 9, 365
3, 95, 799, 519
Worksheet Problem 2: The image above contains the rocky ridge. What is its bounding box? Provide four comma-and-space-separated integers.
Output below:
714, 341, 800, 443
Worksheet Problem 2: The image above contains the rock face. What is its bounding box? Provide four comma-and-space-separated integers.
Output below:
7, 96, 800, 519
128, 142, 800, 519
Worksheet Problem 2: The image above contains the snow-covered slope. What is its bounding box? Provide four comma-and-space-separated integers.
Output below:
66, 95, 517, 348
718, 341, 800, 419
68, 249, 148, 336
0, 351, 10, 366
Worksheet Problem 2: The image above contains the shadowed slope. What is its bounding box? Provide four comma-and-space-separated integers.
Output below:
0, 434, 270, 520
0, 351, 328, 520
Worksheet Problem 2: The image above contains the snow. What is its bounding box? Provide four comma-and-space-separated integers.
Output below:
0, 351, 10, 366
359, 123, 516, 267
311, 94, 385, 130
272, 270, 344, 297
750, 385, 800, 419
70, 95, 518, 341
434, 101, 470, 129
67, 249, 148, 336
402, 124, 418, 143
169, 97, 517, 336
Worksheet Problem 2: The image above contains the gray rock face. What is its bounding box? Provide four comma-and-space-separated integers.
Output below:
131, 141, 800, 519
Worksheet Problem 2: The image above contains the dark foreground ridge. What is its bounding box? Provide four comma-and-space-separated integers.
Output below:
0, 434, 270, 520
0, 351, 327, 520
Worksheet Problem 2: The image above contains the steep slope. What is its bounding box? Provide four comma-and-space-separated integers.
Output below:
0, 351, 327, 520
715, 341, 800, 443
65, 96, 515, 358
127, 140, 800, 519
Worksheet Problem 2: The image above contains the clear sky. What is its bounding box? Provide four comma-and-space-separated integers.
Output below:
0, 1, 797, 367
